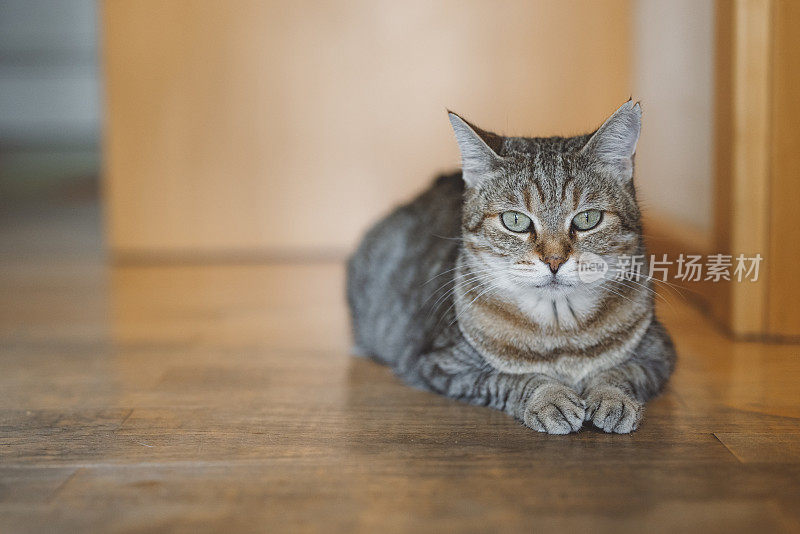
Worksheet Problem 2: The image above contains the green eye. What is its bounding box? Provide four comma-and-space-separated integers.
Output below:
572, 209, 603, 230
500, 211, 532, 233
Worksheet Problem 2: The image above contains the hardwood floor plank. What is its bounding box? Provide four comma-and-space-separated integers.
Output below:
2, 203, 800, 532
715, 431, 800, 464
3, 463, 798, 534
0, 467, 76, 504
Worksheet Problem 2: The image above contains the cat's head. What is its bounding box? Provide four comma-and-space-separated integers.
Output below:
449, 101, 644, 298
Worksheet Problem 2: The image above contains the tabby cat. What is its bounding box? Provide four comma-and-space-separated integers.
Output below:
346, 101, 676, 434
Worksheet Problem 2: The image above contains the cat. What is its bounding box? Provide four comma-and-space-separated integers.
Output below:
346, 100, 676, 434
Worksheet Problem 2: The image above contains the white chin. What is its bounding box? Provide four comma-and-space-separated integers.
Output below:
539, 283, 572, 293
527, 280, 576, 295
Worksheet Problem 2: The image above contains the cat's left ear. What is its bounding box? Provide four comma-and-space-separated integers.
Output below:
448, 111, 504, 188
580, 100, 641, 182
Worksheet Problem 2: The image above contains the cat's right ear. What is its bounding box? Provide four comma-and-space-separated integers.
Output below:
448, 111, 503, 188
580, 100, 642, 182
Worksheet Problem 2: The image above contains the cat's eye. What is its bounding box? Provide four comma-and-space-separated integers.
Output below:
572, 209, 603, 231
500, 211, 532, 233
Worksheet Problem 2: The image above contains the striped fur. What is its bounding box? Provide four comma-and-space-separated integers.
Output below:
347, 102, 676, 434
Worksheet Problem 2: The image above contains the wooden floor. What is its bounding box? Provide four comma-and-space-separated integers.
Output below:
2, 202, 800, 533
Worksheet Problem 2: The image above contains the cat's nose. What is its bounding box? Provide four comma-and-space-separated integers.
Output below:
543, 256, 567, 274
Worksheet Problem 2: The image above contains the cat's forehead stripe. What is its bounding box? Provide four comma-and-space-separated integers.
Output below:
560, 176, 574, 204
523, 187, 532, 213
533, 180, 546, 204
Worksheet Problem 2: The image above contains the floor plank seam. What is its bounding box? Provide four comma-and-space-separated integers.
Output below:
46, 468, 80, 504
115, 408, 135, 431
712, 432, 745, 464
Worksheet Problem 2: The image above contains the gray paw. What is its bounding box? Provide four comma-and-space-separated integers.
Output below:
584, 386, 643, 434
523, 383, 586, 434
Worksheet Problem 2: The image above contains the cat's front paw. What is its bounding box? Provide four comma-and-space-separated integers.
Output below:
584, 386, 643, 434
523, 383, 585, 434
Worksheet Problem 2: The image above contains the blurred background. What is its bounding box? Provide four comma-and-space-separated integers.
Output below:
1, 0, 796, 337
101, 0, 713, 257
0, 0, 99, 200
1, 0, 712, 249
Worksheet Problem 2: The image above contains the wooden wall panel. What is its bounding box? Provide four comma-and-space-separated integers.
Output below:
766, 0, 800, 337
711, 0, 800, 339
102, 0, 632, 258
711, 0, 735, 330
711, 0, 772, 337
727, 0, 772, 336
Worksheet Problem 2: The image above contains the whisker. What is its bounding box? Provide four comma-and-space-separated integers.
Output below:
596, 284, 639, 307
635, 274, 690, 299
606, 267, 689, 299
430, 234, 468, 243
607, 277, 663, 300
425, 270, 488, 300
425, 273, 490, 313
422, 265, 498, 286
427, 271, 497, 319
422, 266, 501, 305
609, 279, 674, 310
434, 275, 497, 325
449, 283, 500, 327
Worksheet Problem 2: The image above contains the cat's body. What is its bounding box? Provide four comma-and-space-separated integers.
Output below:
347, 102, 676, 434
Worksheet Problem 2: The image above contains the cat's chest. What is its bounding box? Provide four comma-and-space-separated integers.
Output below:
455, 291, 652, 385
461, 317, 651, 385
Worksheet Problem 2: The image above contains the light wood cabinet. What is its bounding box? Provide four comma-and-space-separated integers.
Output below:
102, 0, 632, 258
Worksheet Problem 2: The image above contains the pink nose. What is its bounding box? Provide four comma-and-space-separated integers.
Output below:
543, 256, 567, 274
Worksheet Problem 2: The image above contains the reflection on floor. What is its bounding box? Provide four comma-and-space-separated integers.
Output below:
1, 202, 799, 533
